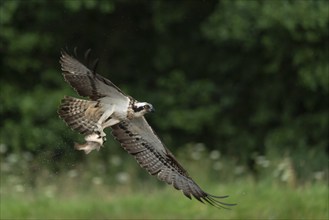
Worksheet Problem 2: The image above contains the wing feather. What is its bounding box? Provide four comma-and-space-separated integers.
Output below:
111, 117, 236, 208
60, 49, 128, 102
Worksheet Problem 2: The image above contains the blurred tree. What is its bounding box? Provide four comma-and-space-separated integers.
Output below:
0, 0, 328, 179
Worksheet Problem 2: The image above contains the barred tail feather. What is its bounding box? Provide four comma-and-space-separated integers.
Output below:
58, 96, 100, 135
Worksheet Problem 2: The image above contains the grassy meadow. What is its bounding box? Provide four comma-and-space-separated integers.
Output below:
1, 153, 328, 220
1, 180, 327, 219
1, 143, 328, 219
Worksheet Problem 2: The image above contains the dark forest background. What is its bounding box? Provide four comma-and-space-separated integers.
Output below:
1, 0, 328, 186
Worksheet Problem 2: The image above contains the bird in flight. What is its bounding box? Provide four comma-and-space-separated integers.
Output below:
58, 48, 236, 208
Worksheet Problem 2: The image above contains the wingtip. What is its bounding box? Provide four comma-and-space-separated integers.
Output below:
84, 48, 92, 60
207, 193, 230, 199
60, 46, 70, 56
59, 48, 70, 66
74, 47, 78, 57
181, 188, 236, 209
60, 47, 77, 59
204, 193, 237, 209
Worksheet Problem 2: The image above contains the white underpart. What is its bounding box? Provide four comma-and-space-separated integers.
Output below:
99, 105, 120, 130
95, 105, 116, 138
77, 97, 130, 154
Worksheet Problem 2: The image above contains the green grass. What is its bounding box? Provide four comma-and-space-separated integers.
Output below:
1, 180, 328, 219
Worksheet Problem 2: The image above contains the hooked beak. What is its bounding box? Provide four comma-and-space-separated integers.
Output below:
150, 107, 155, 113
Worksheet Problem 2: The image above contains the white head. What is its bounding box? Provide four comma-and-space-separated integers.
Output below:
132, 102, 155, 117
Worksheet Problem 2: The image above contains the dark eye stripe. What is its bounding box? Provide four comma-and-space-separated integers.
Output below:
133, 106, 144, 112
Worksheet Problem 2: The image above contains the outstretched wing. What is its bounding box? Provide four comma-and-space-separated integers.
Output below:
111, 117, 236, 208
60, 49, 128, 101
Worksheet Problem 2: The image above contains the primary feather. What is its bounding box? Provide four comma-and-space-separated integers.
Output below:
111, 118, 236, 209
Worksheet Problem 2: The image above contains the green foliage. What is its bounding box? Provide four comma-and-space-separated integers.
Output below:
0, 0, 328, 183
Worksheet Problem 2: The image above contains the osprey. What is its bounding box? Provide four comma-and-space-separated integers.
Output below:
58, 49, 236, 208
